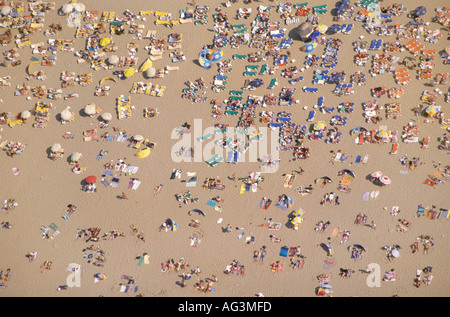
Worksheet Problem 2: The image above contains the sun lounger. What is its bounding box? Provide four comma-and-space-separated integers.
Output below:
210, 156, 223, 167
206, 154, 219, 165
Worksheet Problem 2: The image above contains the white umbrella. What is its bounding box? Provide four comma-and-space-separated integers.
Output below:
74, 3, 86, 12
84, 104, 96, 115
108, 55, 119, 65
145, 67, 156, 78
70, 152, 82, 162
1, 6, 11, 16
370, 171, 383, 178
379, 175, 391, 185
391, 249, 399, 258
61, 109, 72, 121
51, 143, 62, 153
133, 135, 144, 141
21, 111, 31, 120
61, 3, 74, 14
101, 112, 112, 121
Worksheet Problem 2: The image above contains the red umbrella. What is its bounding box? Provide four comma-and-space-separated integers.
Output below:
85, 175, 97, 184
378, 175, 391, 185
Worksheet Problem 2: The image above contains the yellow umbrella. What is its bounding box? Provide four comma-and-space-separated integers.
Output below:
27, 61, 39, 75
100, 77, 116, 85
136, 148, 151, 158
377, 130, 389, 138
100, 37, 111, 47
124, 67, 136, 78
139, 57, 153, 72
313, 121, 326, 131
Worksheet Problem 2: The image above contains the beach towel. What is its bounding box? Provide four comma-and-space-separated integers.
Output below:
132, 180, 141, 190
206, 200, 216, 208
355, 155, 361, 163
362, 192, 369, 202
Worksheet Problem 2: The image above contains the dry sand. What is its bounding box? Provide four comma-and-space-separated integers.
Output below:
0, 0, 449, 298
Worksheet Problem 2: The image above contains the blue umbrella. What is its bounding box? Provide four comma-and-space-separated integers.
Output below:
339, 0, 350, 6
336, 5, 347, 15
415, 6, 426, 17
310, 30, 321, 40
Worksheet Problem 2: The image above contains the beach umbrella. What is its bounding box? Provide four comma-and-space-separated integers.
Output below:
107, 55, 119, 65
315, 176, 332, 184
414, 6, 426, 17
85, 175, 97, 184
291, 216, 303, 226
349, 244, 366, 252
340, 169, 356, 178
51, 143, 62, 153
310, 30, 321, 40
61, 3, 75, 14
61, 109, 72, 121
124, 67, 136, 78
136, 148, 151, 158
74, 3, 86, 12
84, 104, 96, 115
293, 208, 305, 217
336, 5, 347, 16
425, 105, 440, 117
188, 209, 206, 217
296, 22, 315, 41
320, 243, 333, 256
133, 135, 144, 141
328, 24, 341, 34
145, 67, 156, 78
101, 112, 112, 121
370, 171, 383, 178
21, 110, 31, 120
171, 220, 178, 231
378, 175, 391, 185
313, 120, 326, 131
350, 126, 366, 134
377, 130, 389, 139
94, 273, 106, 280
391, 249, 400, 258
1, 6, 11, 16
316, 24, 328, 34
70, 152, 82, 162
99, 37, 111, 47
300, 40, 318, 53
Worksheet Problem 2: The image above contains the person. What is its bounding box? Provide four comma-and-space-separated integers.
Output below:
253, 250, 259, 262
370, 221, 376, 229
260, 248, 266, 262
414, 275, 421, 288
121, 192, 128, 200
194, 266, 201, 275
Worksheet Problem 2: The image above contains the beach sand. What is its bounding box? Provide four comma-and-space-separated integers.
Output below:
0, 0, 449, 297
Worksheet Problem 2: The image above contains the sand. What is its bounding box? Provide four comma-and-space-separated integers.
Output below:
0, 0, 449, 298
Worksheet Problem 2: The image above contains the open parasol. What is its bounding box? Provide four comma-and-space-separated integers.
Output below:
107, 55, 119, 66
296, 22, 315, 41
1, 6, 11, 16
61, 109, 72, 121
136, 148, 151, 158
51, 143, 62, 153
70, 152, 82, 162
378, 175, 391, 185
84, 104, 96, 115
85, 175, 97, 184
370, 171, 383, 178
133, 135, 144, 141
145, 67, 156, 78
101, 112, 112, 121
313, 120, 326, 131
21, 111, 31, 120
